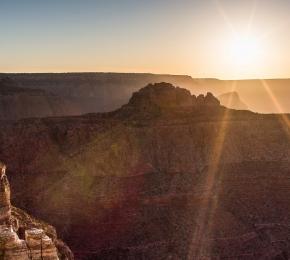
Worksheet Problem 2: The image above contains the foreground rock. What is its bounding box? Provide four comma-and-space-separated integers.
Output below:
0, 162, 73, 259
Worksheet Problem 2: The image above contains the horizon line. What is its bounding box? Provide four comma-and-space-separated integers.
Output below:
1, 71, 290, 81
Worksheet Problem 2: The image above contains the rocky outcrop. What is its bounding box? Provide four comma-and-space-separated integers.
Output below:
197, 92, 220, 106
118, 83, 220, 119
0, 163, 73, 259
128, 82, 194, 108
0, 163, 11, 226
127, 82, 220, 109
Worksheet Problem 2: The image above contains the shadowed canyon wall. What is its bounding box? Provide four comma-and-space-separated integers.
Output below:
0, 83, 289, 258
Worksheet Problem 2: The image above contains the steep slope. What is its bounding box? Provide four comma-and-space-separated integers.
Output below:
218, 91, 248, 110
0, 83, 289, 259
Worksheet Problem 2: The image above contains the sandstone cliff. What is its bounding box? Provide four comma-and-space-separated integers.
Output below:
0, 162, 73, 260
0, 83, 289, 259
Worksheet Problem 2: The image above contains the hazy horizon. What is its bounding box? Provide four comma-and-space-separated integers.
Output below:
3, 70, 290, 81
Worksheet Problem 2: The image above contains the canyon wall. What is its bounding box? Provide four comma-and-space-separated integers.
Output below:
0, 83, 289, 258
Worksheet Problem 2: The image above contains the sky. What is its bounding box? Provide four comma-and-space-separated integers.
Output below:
1, 0, 290, 79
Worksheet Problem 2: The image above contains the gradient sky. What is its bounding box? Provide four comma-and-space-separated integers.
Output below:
1, 0, 290, 79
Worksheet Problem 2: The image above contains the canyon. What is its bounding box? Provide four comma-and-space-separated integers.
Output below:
0, 82, 289, 259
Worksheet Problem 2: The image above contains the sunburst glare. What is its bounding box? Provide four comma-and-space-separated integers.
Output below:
229, 34, 263, 66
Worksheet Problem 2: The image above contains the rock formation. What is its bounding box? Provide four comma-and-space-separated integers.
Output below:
127, 82, 194, 108
127, 82, 220, 109
0, 163, 11, 226
118, 83, 220, 119
0, 162, 73, 259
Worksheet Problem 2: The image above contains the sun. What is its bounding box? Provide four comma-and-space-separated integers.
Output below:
229, 34, 263, 66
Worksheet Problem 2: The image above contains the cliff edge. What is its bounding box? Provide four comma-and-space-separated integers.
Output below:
0, 162, 73, 260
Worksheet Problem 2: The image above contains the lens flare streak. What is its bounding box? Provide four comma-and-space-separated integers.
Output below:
188, 81, 237, 259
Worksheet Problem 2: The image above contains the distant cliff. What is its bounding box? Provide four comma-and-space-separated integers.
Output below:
0, 83, 289, 259
0, 73, 197, 120
0, 77, 82, 120
1, 73, 290, 119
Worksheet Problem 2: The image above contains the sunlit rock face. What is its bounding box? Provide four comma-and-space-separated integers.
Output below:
25, 229, 59, 259
0, 163, 11, 225
0, 84, 289, 259
0, 163, 72, 260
